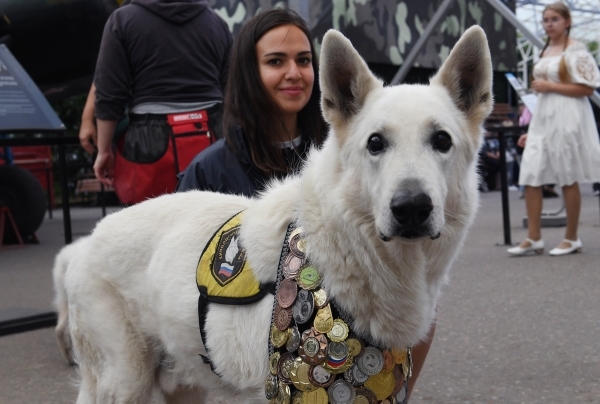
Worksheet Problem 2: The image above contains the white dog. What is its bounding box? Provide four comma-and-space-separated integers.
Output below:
52, 236, 90, 365
65, 27, 492, 403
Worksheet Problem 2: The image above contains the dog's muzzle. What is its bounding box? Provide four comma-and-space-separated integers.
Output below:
389, 190, 435, 239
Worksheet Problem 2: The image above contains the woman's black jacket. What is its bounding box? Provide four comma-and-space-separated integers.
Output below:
176, 125, 309, 197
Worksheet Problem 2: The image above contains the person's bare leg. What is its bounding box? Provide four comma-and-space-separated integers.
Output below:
407, 321, 436, 400
521, 185, 543, 247
556, 182, 581, 248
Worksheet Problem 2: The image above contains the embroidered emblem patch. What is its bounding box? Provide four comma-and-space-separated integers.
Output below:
197, 211, 264, 302
212, 225, 246, 286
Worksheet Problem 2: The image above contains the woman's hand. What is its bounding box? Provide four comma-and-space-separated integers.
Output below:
94, 150, 115, 187
531, 79, 553, 93
517, 133, 528, 148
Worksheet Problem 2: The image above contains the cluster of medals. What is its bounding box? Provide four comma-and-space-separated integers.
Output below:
265, 227, 412, 404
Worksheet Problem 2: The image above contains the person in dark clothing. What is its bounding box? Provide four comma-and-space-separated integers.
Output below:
93, 0, 232, 203
176, 8, 325, 195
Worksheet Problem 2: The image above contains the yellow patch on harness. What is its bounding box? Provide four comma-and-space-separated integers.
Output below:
196, 211, 263, 302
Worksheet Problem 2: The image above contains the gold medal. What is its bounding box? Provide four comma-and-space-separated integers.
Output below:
291, 391, 304, 404
291, 359, 318, 392
345, 338, 363, 358
327, 319, 349, 342
278, 352, 297, 384
391, 349, 406, 365
382, 350, 394, 373
354, 387, 378, 404
354, 396, 370, 404
302, 387, 329, 404
287, 227, 304, 244
290, 234, 307, 259
297, 237, 307, 254
289, 357, 303, 386
291, 394, 304, 404
364, 371, 395, 400
270, 352, 281, 375
276, 382, 291, 404
313, 304, 334, 334
271, 325, 290, 348
313, 288, 329, 308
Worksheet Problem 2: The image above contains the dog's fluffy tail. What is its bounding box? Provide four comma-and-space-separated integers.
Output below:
52, 236, 90, 365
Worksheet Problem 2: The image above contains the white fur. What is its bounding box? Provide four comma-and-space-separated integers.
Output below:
53, 236, 91, 365
63, 27, 493, 403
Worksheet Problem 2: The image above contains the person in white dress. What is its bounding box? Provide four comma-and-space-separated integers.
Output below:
508, 1, 600, 257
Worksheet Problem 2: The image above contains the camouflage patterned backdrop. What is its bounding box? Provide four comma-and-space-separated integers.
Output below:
209, 0, 517, 73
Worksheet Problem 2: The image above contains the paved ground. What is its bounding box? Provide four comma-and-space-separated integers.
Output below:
1, 189, 599, 403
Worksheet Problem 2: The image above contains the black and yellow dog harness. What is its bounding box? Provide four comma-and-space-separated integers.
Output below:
196, 211, 275, 369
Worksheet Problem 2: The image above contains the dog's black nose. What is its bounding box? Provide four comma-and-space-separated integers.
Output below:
390, 191, 433, 226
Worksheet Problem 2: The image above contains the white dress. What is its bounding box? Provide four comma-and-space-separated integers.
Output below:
519, 42, 600, 187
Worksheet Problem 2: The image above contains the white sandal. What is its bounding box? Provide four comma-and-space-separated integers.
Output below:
507, 238, 544, 256
549, 238, 582, 256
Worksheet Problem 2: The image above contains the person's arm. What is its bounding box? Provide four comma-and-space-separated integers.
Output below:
79, 83, 98, 154
407, 321, 436, 400
517, 133, 528, 148
531, 79, 594, 97
93, 119, 117, 187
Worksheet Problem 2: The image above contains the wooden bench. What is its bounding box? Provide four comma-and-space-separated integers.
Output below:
486, 103, 515, 126
75, 176, 114, 217
76, 178, 113, 194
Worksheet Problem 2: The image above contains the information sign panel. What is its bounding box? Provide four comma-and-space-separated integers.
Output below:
505, 73, 538, 113
0, 44, 65, 132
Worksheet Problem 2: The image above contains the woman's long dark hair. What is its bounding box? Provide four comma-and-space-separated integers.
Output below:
223, 8, 327, 174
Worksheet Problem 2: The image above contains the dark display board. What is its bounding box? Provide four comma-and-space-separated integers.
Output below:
0, 44, 65, 132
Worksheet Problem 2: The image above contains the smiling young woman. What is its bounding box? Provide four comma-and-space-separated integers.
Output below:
256, 24, 315, 140
177, 8, 326, 192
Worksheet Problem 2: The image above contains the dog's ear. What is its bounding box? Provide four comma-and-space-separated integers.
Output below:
319, 30, 383, 132
430, 25, 493, 131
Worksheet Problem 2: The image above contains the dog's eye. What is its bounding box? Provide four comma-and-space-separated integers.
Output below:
367, 133, 386, 155
432, 131, 452, 153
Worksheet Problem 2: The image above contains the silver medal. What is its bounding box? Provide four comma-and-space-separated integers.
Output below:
328, 341, 349, 361
312, 365, 333, 385
351, 363, 369, 384
286, 326, 301, 352
303, 337, 320, 357
265, 374, 278, 399
327, 379, 356, 404
292, 289, 314, 324
357, 346, 384, 376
